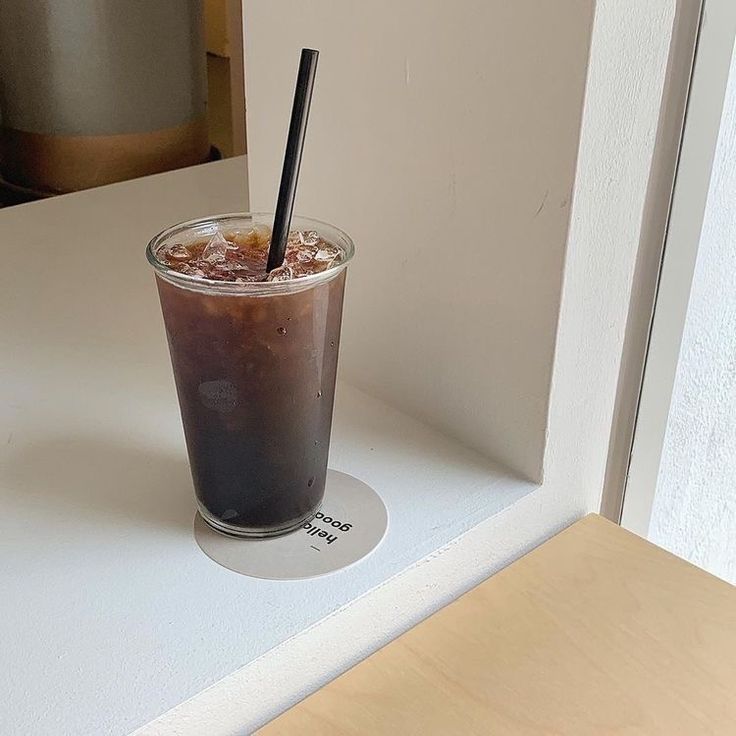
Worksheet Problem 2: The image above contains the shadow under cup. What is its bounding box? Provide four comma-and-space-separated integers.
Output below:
147, 213, 354, 538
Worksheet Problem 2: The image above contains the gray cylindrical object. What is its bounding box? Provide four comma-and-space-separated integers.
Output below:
0, 0, 209, 192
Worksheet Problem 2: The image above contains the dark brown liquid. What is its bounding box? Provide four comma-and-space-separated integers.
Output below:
156, 269, 346, 534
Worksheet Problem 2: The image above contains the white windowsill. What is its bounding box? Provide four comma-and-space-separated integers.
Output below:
1, 380, 534, 736
0, 160, 537, 735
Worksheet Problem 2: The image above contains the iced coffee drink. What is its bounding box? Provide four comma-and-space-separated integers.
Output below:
147, 213, 354, 537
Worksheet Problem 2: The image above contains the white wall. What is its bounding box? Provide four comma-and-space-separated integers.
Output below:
244, 0, 595, 482
649, 40, 736, 584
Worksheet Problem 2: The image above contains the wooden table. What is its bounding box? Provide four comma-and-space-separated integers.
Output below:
259, 514, 736, 735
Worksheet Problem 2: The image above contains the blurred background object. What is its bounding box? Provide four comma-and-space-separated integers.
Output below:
0, 0, 245, 205
204, 0, 246, 160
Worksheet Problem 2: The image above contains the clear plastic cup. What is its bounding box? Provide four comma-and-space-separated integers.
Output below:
147, 213, 354, 537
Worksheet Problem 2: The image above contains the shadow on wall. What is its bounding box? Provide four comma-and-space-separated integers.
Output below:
2, 435, 193, 536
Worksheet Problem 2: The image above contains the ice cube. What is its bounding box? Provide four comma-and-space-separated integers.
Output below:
165, 243, 190, 261
296, 245, 318, 262
266, 265, 293, 282
302, 230, 320, 246
214, 260, 250, 272
201, 231, 231, 263
314, 245, 340, 261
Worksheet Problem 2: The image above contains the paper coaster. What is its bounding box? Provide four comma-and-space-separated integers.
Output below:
193, 470, 388, 579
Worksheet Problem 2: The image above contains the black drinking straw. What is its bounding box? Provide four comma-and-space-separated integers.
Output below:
266, 48, 319, 272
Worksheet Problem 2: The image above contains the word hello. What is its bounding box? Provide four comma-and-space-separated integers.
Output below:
303, 512, 353, 545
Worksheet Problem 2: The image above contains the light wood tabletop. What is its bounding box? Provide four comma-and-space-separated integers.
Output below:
258, 514, 736, 735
